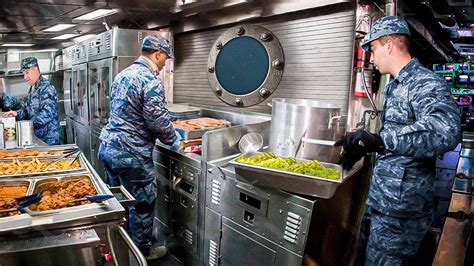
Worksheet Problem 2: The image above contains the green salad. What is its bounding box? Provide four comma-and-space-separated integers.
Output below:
237, 152, 340, 180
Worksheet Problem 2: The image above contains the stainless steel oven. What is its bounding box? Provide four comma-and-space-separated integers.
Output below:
89, 58, 112, 129
72, 62, 89, 126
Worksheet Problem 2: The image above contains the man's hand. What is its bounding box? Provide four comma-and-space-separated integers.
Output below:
334, 129, 384, 170
3, 111, 17, 117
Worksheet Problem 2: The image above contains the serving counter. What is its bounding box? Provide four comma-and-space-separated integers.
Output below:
0, 144, 145, 266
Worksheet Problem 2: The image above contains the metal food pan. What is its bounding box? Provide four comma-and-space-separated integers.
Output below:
27, 175, 100, 215
0, 145, 79, 160
176, 124, 230, 140
0, 179, 32, 196
0, 179, 32, 218
0, 154, 87, 178
229, 153, 362, 199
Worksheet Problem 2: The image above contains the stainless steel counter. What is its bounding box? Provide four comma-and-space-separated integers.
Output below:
155, 107, 271, 166
0, 144, 145, 266
152, 106, 366, 265
4, 136, 47, 149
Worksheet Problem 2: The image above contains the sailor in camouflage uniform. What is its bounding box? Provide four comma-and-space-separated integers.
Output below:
4, 57, 60, 145
98, 34, 178, 260
0, 92, 22, 111
335, 16, 460, 265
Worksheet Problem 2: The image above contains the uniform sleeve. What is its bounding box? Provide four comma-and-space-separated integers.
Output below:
31, 85, 58, 127
1, 92, 28, 120
16, 108, 27, 120
2, 92, 23, 111
142, 78, 176, 145
380, 80, 461, 158
3, 92, 29, 120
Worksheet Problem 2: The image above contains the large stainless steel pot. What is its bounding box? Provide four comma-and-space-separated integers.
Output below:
268, 98, 345, 163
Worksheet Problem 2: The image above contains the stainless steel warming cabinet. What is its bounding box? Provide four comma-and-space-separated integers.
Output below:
153, 108, 271, 265
71, 41, 92, 163
62, 46, 74, 144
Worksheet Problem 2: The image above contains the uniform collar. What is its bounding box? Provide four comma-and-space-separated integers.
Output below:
32, 75, 45, 90
137, 56, 159, 75
393, 58, 419, 84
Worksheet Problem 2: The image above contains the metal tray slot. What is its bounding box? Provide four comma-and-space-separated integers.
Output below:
109, 186, 136, 208
235, 185, 268, 217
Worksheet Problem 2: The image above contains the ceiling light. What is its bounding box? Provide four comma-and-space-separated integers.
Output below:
74, 9, 120, 20
52, 34, 80, 40
12, 49, 60, 53
2, 43, 34, 47
458, 29, 473, 37
43, 24, 76, 32
73, 34, 96, 43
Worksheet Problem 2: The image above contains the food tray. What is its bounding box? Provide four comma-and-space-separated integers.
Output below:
229, 153, 363, 199
0, 154, 86, 178
173, 118, 231, 140
26, 175, 100, 215
0, 171, 125, 236
0, 145, 79, 159
176, 125, 230, 140
168, 104, 201, 121
0, 179, 32, 218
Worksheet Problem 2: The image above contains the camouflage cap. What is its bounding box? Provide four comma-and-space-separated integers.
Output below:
20, 57, 39, 72
141, 34, 174, 59
361, 16, 411, 51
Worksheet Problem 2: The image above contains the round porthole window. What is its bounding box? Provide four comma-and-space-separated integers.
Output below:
207, 25, 285, 107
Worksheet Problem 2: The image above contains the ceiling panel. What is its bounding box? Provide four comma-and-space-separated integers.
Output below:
1, 3, 80, 17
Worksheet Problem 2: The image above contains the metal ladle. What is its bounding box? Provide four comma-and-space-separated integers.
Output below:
239, 132, 263, 154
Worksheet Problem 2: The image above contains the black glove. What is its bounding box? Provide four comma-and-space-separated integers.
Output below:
337, 147, 366, 170
334, 129, 385, 170
335, 129, 384, 153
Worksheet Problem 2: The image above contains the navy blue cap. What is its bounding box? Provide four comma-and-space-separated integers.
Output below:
141, 34, 174, 59
361, 16, 411, 51
20, 57, 39, 72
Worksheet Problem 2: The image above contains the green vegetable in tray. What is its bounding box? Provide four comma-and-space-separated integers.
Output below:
237, 152, 340, 180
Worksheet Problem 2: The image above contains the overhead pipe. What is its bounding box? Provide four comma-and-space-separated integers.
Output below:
385, 0, 396, 16
404, 16, 452, 62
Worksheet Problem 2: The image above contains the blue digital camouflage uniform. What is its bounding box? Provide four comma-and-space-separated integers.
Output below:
98, 34, 176, 248
356, 16, 461, 265
14, 57, 60, 145
1, 92, 22, 111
